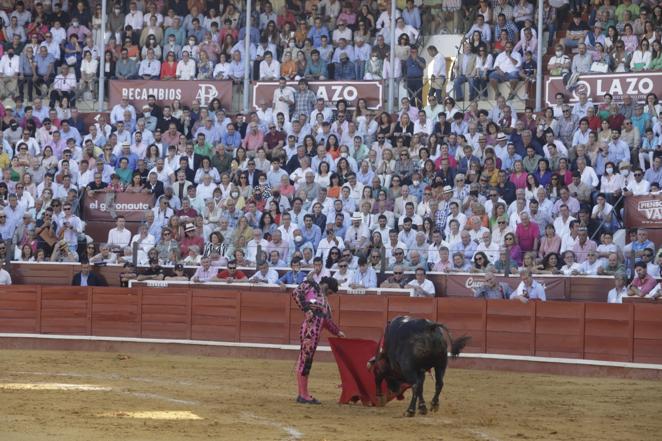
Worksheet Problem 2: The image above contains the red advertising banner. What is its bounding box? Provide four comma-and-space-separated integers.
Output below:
445, 274, 567, 300
252, 80, 384, 110
625, 195, 662, 229
544, 72, 662, 106
109, 80, 233, 110
83, 192, 155, 223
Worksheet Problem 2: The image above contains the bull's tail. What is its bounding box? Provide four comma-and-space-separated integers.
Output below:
435, 324, 471, 359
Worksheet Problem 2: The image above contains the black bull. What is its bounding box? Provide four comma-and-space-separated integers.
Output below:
368, 316, 470, 417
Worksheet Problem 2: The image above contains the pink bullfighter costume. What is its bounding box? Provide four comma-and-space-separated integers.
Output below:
292, 279, 341, 403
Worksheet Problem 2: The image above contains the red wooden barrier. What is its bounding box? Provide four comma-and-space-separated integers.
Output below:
91, 287, 140, 337
141, 287, 190, 339
0, 285, 661, 366
40, 286, 90, 335
584, 303, 634, 362
436, 297, 486, 353
337, 295, 388, 341
0, 286, 39, 333
633, 304, 662, 364
239, 289, 290, 344
486, 300, 536, 356
535, 302, 585, 359
191, 288, 240, 342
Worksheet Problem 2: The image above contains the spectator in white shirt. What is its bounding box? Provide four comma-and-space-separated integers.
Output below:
79, 50, 98, 98
124, 2, 144, 30
49, 65, 76, 109
249, 261, 279, 284
258, 51, 280, 81
0, 48, 20, 99
176, 51, 196, 80
488, 42, 522, 100
407, 267, 436, 297
107, 216, 132, 250
138, 49, 161, 80
607, 273, 628, 304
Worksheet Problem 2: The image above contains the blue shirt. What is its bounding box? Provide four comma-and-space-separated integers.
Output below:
405, 56, 425, 78
402, 8, 421, 29
301, 224, 322, 250
351, 267, 377, 288
220, 131, 242, 149
632, 239, 655, 262
278, 270, 308, 285
334, 61, 356, 80
307, 26, 330, 47
35, 53, 55, 76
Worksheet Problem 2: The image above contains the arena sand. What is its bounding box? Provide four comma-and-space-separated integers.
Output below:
0, 350, 659, 441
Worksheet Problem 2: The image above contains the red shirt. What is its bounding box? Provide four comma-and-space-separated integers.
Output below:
516, 221, 540, 252
216, 269, 247, 280
160, 61, 178, 79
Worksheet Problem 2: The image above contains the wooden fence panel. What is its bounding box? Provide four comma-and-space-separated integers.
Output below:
633, 304, 662, 364
0, 286, 39, 333
436, 298, 487, 353
387, 296, 436, 322
12, 264, 75, 286
567, 277, 612, 302
239, 290, 290, 344
191, 288, 240, 341
338, 295, 388, 341
584, 303, 634, 362
486, 300, 536, 355
140, 287, 190, 339
535, 302, 585, 359
91, 287, 140, 337
40, 286, 90, 335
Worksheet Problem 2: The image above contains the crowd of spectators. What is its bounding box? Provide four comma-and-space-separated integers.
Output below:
0, 0, 661, 302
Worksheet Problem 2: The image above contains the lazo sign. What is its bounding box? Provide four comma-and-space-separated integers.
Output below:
252, 81, 383, 110
544, 72, 662, 105
109, 80, 233, 110
625, 195, 662, 228
83, 193, 155, 223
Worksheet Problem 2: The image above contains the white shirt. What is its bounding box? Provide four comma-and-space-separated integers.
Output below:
53, 72, 77, 92
107, 227, 132, 248
259, 59, 280, 80
431, 53, 446, 79
0, 268, 11, 285
249, 268, 279, 284
407, 278, 435, 297
493, 50, 522, 73
139, 58, 161, 76
0, 54, 19, 76
125, 10, 144, 29
607, 286, 627, 304
176, 59, 196, 80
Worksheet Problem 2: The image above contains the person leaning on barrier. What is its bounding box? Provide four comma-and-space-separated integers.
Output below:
213, 260, 248, 283
406, 267, 436, 298
473, 272, 512, 300
249, 260, 279, 284
137, 258, 165, 281
510, 269, 546, 303
608, 272, 629, 304
380, 264, 410, 289
627, 262, 657, 298
278, 257, 308, 289
165, 263, 190, 281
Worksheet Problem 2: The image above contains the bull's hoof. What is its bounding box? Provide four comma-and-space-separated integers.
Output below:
405, 409, 416, 417
418, 405, 428, 415
431, 402, 439, 412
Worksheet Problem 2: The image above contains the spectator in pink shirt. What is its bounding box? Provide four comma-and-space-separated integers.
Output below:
628, 262, 658, 297
515, 212, 539, 253
572, 227, 598, 263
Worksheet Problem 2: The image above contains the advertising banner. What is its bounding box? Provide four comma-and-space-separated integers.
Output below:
544, 72, 662, 106
252, 80, 383, 110
625, 195, 662, 229
83, 192, 155, 223
109, 80, 233, 110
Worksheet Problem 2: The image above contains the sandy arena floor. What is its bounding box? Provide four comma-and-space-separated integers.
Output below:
0, 350, 659, 441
